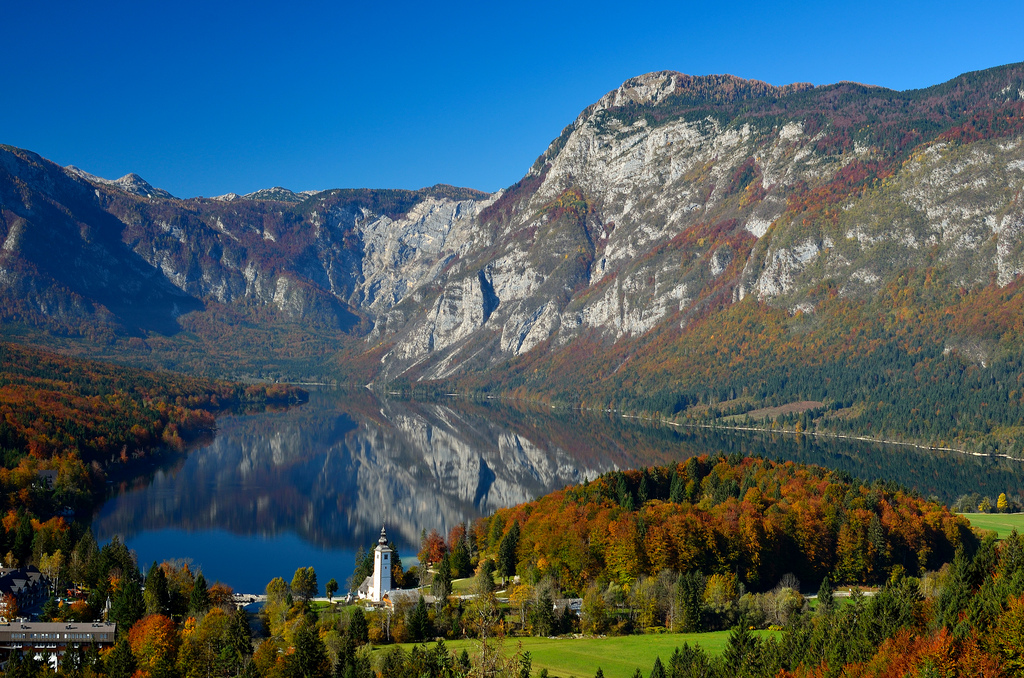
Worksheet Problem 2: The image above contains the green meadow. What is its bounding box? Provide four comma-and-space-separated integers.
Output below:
392, 630, 777, 678
961, 512, 1024, 539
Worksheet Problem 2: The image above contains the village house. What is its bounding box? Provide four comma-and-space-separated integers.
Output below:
0, 567, 50, 618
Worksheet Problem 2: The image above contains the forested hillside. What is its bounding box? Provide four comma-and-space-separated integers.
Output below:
477, 455, 970, 592
0, 342, 304, 566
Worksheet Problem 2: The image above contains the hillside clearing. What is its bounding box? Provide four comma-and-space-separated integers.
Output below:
393, 630, 777, 678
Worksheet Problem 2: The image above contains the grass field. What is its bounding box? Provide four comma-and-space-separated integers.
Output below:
390, 630, 776, 678
961, 513, 1024, 539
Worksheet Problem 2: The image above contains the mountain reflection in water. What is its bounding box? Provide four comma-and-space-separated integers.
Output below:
93, 390, 1024, 593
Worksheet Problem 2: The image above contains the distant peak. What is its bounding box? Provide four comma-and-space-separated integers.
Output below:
242, 187, 308, 203
65, 165, 175, 199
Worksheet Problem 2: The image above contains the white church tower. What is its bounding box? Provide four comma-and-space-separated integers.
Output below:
369, 525, 392, 602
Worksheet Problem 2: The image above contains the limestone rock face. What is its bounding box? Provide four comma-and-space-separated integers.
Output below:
5, 64, 1024, 382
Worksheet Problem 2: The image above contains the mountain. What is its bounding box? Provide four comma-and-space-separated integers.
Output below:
3, 63, 1024, 451
65, 165, 175, 199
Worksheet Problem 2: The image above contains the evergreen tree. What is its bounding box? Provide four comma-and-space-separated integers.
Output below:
105, 640, 136, 678
144, 562, 170, 616
348, 546, 369, 591
349, 607, 369, 644
475, 560, 497, 595
59, 645, 86, 678
649, 656, 666, 678
387, 542, 405, 589
1000, 530, 1024, 579
677, 572, 705, 632
594, 669, 605, 678
110, 579, 145, 631
534, 591, 556, 637
225, 607, 253, 667
936, 548, 973, 631
638, 471, 650, 505
451, 538, 472, 579
70, 531, 99, 588
516, 651, 532, 678
408, 596, 431, 642
817, 575, 835, 616
669, 469, 685, 504
432, 553, 453, 602
497, 522, 520, 586
292, 624, 331, 678
721, 625, 759, 675
189, 573, 210, 616
40, 593, 59, 622
8, 651, 41, 678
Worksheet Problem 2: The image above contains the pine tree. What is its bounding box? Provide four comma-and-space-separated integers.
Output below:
432, 553, 453, 602
110, 579, 145, 630
516, 651, 532, 678
105, 640, 136, 678
189, 573, 210, 616
144, 562, 170, 616
349, 607, 369, 644
534, 591, 556, 637
452, 538, 472, 578
817, 575, 835, 616
649, 656, 666, 678
669, 469, 685, 503
721, 625, 759, 675
408, 596, 431, 641
936, 548, 973, 631
40, 594, 59, 622
225, 607, 253, 667
292, 623, 331, 678
497, 522, 520, 586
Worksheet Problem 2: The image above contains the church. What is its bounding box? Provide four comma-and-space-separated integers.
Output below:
356, 525, 429, 607
357, 526, 394, 603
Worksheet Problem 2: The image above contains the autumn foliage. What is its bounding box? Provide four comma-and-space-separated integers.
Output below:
479, 455, 970, 592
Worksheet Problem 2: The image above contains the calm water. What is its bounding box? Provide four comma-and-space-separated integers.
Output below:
93, 390, 1024, 593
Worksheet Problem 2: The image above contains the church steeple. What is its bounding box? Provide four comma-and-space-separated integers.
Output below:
369, 524, 392, 602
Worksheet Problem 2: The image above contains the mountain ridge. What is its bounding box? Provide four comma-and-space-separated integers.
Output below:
3, 63, 1024, 452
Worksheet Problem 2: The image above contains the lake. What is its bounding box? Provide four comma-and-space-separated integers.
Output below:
93, 390, 1024, 593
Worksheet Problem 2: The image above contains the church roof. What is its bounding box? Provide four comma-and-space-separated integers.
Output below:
357, 576, 371, 594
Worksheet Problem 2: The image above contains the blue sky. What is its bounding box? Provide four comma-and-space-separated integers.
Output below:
4, 0, 1022, 198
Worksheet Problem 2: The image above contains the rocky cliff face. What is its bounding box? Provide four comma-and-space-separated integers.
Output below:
3, 63, 1024, 389
373, 66, 1024, 383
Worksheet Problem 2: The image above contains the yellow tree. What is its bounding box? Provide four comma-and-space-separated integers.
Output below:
999, 493, 1009, 513
128, 614, 179, 678
508, 583, 534, 633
